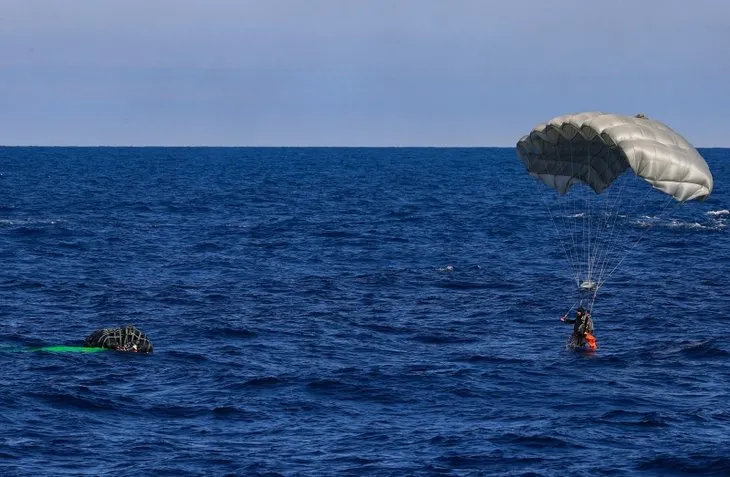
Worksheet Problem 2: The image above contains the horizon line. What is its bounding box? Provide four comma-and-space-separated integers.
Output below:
1, 144, 728, 149
0, 144, 517, 149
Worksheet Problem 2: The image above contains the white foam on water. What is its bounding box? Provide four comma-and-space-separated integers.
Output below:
707, 210, 729, 217
0, 218, 64, 226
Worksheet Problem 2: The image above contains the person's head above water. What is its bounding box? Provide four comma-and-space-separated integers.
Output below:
576, 307, 585, 316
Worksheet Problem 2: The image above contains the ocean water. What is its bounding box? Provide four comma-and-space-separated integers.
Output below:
0, 147, 728, 477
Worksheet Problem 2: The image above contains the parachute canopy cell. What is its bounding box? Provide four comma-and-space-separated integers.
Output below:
516, 112, 713, 201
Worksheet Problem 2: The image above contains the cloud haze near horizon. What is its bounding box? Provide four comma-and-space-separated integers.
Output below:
1, 0, 728, 146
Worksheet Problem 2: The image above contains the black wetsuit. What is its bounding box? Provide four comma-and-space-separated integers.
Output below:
564, 313, 594, 347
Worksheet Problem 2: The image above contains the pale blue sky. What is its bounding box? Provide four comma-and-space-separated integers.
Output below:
1, 0, 728, 146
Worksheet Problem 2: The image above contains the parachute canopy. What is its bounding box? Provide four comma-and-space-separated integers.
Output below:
516, 112, 713, 202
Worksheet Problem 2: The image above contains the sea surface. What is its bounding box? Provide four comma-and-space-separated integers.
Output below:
0, 147, 728, 477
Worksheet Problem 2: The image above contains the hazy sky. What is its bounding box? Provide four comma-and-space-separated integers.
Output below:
1, 0, 728, 146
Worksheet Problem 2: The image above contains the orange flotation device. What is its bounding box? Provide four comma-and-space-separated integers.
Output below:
584, 332, 598, 350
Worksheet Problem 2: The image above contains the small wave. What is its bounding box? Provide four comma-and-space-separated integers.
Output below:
165, 204, 212, 213
0, 218, 66, 227
667, 219, 708, 230
490, 432, 572, 448
435, 452, 504, 467
710, 411, 730, 422
411, 333, 479, 345
211, 406, 259, 420
17, 280, 45, 290
205, 293, 231, 302
165, 350, 210, 361
634, 219, 655, 229
449, 387, 479, 398
57, 240, 87, 249
330, 455, 378, 467
192, 242, 225, 252
119, 201, 153, 212
600, 410, 669, 427
707, 209, 729, 216
460, 354, 527, 365
244, 376, 284, 387
650, 340, 730, 360
315, 229, 361, 239
354, 272, 400, 286
680, 340, 730, 359
305, 378, 408, 404
435, 451, 542, 468
386, 206, 421, 219
361, 323, 411, 334
305, 378, 344, 392
634, 217, 726, 231
28, 391, 116, 411
436, 280, 491, 290
145, 404, 208, 418
637, 454, 730, 474
429, 434, 463, 446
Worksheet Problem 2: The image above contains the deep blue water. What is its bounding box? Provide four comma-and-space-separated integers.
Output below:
0, 147, 728, 477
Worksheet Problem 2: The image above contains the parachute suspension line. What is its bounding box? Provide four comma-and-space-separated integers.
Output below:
567, 140, 585, 288
591, 164, 642, 290
585, 148, 598, 288
564, 142, 583, 285
541, 142, 581, 287
589, 163, 619, 289
591, 170, 632, 290
560, 194, 580, 286
564, 298, 582, 316
570, 143, 591, 284
541, 182, 580, 286
585, 188, 610, 313
590, 283, 600, 311
586, 148, 596, 285
540, 188, 580, 285
590, 174, 617, 305
599, 195, 680, 287
595, 179, 669, 289
575, 144, 594, 289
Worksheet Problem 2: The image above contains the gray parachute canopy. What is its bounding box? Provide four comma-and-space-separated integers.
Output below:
516, 112, 713, 201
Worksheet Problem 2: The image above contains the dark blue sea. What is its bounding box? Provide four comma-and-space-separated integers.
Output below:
1, 147, 728, 477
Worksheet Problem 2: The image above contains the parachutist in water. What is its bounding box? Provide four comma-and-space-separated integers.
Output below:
560, 307, 597, 350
